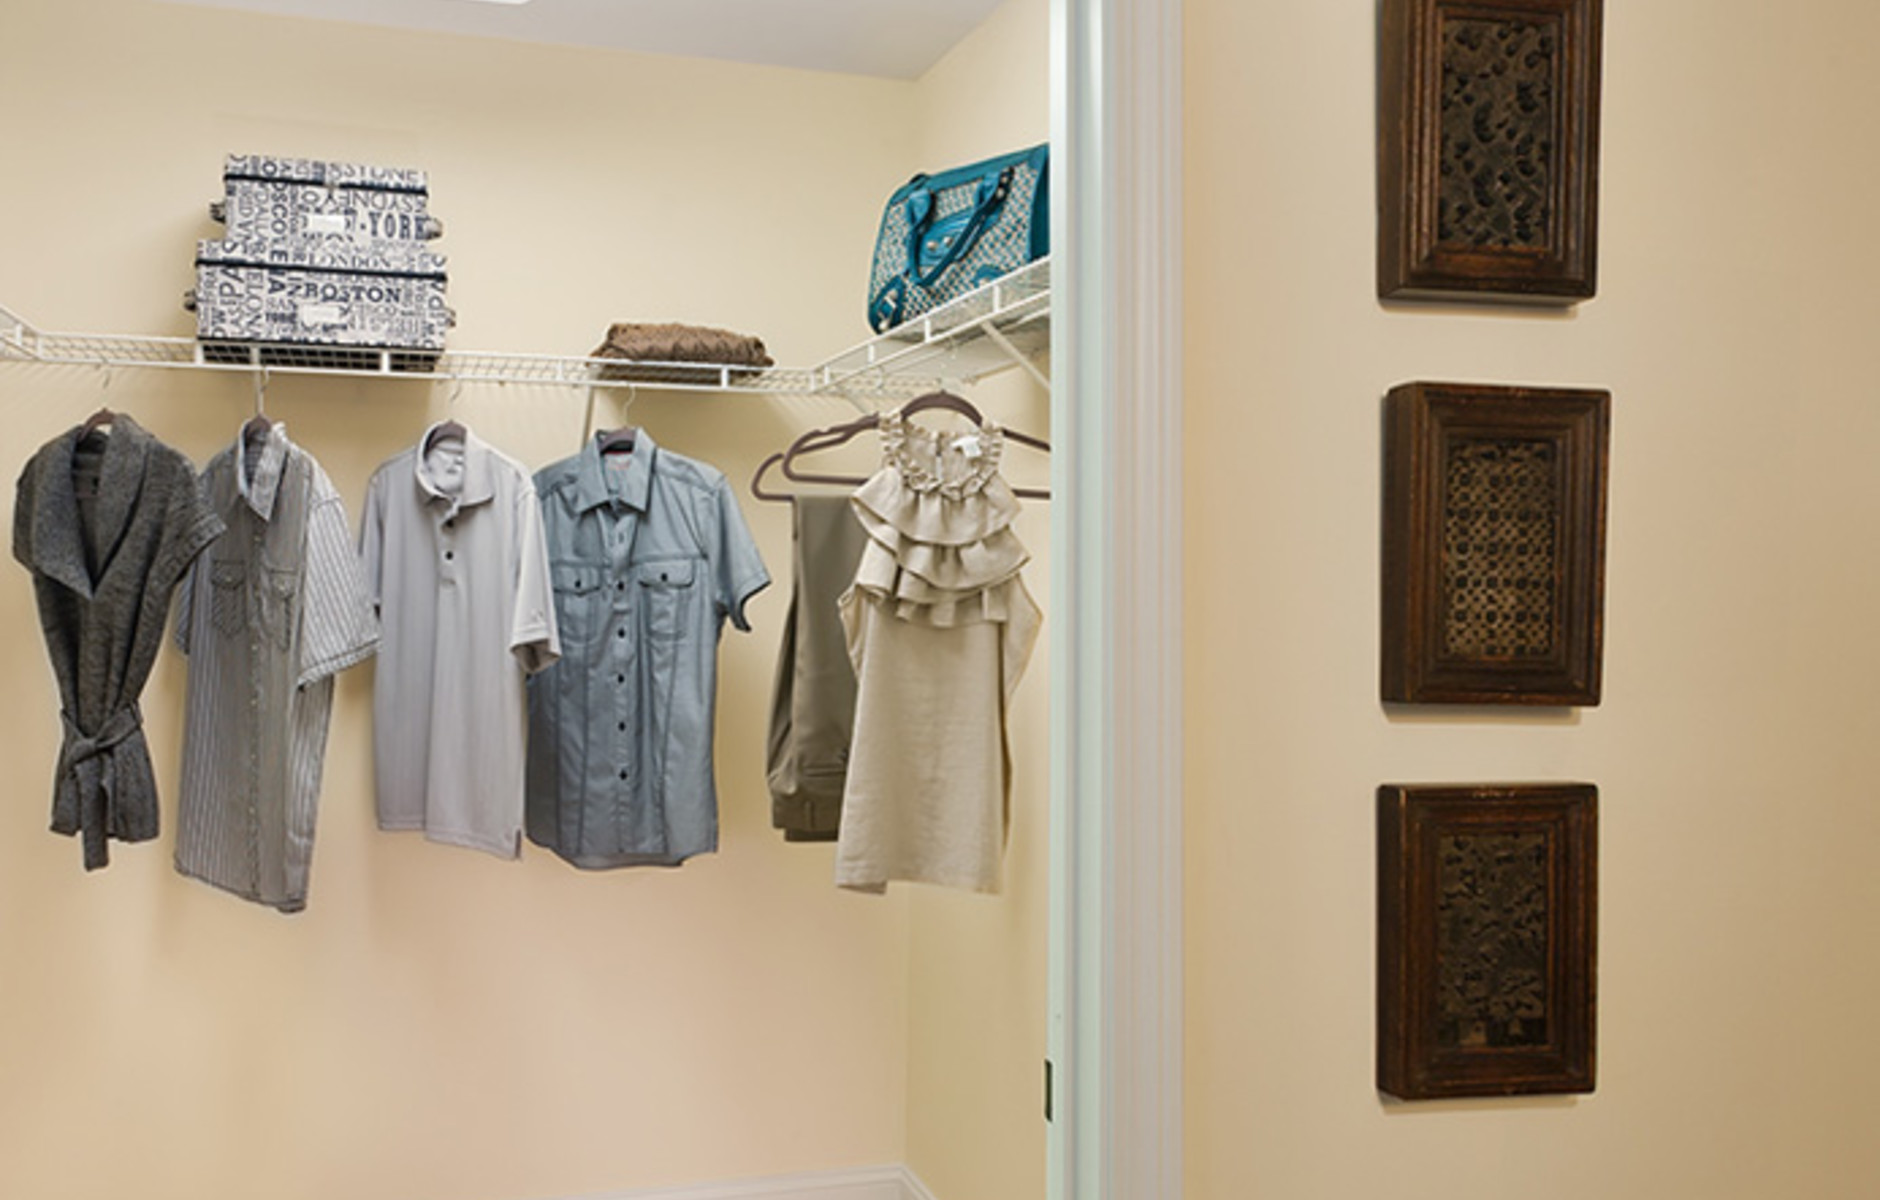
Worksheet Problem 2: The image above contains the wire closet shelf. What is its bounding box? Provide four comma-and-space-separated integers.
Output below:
0, 257, 1051, 402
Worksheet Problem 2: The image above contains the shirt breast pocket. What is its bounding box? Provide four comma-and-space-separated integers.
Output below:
209, 560, 247, 639
635, 558, 697, 645
258, 566, 299, 650
552, 563, 603, 646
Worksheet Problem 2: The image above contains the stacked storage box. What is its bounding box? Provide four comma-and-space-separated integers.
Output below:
188, 154, 453, 371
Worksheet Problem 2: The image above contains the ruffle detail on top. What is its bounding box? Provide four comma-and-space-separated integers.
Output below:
852, 463, 1019, 548
879, 409, 1004, 500
850, 519, 1029, 594
841, 410, 1034, 632
848, 551, 1032, 628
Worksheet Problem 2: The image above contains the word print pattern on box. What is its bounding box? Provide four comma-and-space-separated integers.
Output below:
217, 180, 441, 245
835, 411, 1041, 893
191, 153, 452, 367
192, 238, 452, 353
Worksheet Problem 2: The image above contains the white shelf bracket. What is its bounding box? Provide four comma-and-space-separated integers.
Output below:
981, 322, 1051, 390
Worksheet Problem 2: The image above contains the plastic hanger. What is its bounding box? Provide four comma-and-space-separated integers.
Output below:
749, 452, 792, 502
596, 383, 638, 455
899, 389, 985, 425
766, 389, 1051, 501
75, 366, 114, 502
241, 367, 273, 447
425, 378, 467, 451
80, 362, 114, 437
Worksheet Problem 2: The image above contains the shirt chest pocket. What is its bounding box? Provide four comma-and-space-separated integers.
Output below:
635, 558, 697, 645
209, 561, 247, 638
259, 567, 298, 649
209, 560, 297, 649
551, 563, 604, 646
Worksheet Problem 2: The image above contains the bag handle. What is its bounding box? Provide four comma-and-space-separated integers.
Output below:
903, 166, 1016, 288
869, 275, 908, 332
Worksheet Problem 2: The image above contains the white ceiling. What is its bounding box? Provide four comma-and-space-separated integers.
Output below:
154, 0, 1010, 80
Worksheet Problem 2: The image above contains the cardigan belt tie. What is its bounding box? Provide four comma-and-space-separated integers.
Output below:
54, 704, 146, 871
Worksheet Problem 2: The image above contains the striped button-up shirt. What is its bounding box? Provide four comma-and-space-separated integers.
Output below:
174, 423, 379, 912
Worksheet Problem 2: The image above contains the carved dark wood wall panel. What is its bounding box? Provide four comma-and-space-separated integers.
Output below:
1380, 0, 1602, 302
1378, 783, 1597, 1100
1382, 381, 1609, 706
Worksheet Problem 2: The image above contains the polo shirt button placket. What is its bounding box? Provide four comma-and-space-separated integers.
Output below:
440, 511, 458, 576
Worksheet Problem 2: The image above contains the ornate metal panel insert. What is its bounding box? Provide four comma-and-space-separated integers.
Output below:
1437, 17, 1558, 251
1436, 831, 1551, 1050
1440, 437, 1559, 661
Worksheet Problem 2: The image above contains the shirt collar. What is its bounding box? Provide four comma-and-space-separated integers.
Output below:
234, 421, 289, 519
574, 428, 657, 514
414, 421, 497, 509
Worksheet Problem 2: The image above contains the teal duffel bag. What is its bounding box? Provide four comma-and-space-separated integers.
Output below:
866, 143, 1049, 334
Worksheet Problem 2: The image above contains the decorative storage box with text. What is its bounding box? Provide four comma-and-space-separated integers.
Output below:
213, 178, 443, 245
188, 236, 454, 368
189, 153, 452, 369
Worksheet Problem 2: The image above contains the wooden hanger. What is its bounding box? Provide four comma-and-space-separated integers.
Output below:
766, 390, 1050, 501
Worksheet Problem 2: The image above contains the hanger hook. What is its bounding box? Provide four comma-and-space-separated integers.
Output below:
448, 376, 465, 407
254, 366, 269, 416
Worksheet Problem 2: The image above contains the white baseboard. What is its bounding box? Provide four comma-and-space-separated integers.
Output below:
546, 1164, 937, 1200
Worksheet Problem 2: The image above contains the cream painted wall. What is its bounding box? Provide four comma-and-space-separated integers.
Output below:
1185, 2, 1880, 1198
0, 3, 948, 1198
901, 3, 1052, 1199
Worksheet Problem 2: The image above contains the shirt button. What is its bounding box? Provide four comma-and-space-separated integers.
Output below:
616, 674, 625, 685
618, 769, 628, 780
617, 721, 626, 732
616, 582, 625, 593
616, 628, 626, 639
444, 519, 455, 530
444, 551, 454, 561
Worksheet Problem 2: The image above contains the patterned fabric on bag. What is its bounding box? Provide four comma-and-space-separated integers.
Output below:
866, 144, 1049, 333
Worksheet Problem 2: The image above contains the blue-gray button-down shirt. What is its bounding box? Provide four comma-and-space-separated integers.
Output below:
526, 431, 769, 868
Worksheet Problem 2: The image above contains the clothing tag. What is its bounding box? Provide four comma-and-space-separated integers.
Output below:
955, 434, 983, 459
304, 212, 348, 236
298, 302, 345, 327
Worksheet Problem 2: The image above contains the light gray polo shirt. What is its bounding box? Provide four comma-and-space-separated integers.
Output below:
525, 431, 768, 868
175, 423, 379, 912
361, 424, 558, 858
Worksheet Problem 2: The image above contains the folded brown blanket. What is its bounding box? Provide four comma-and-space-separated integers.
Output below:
590, 322, 774, 384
